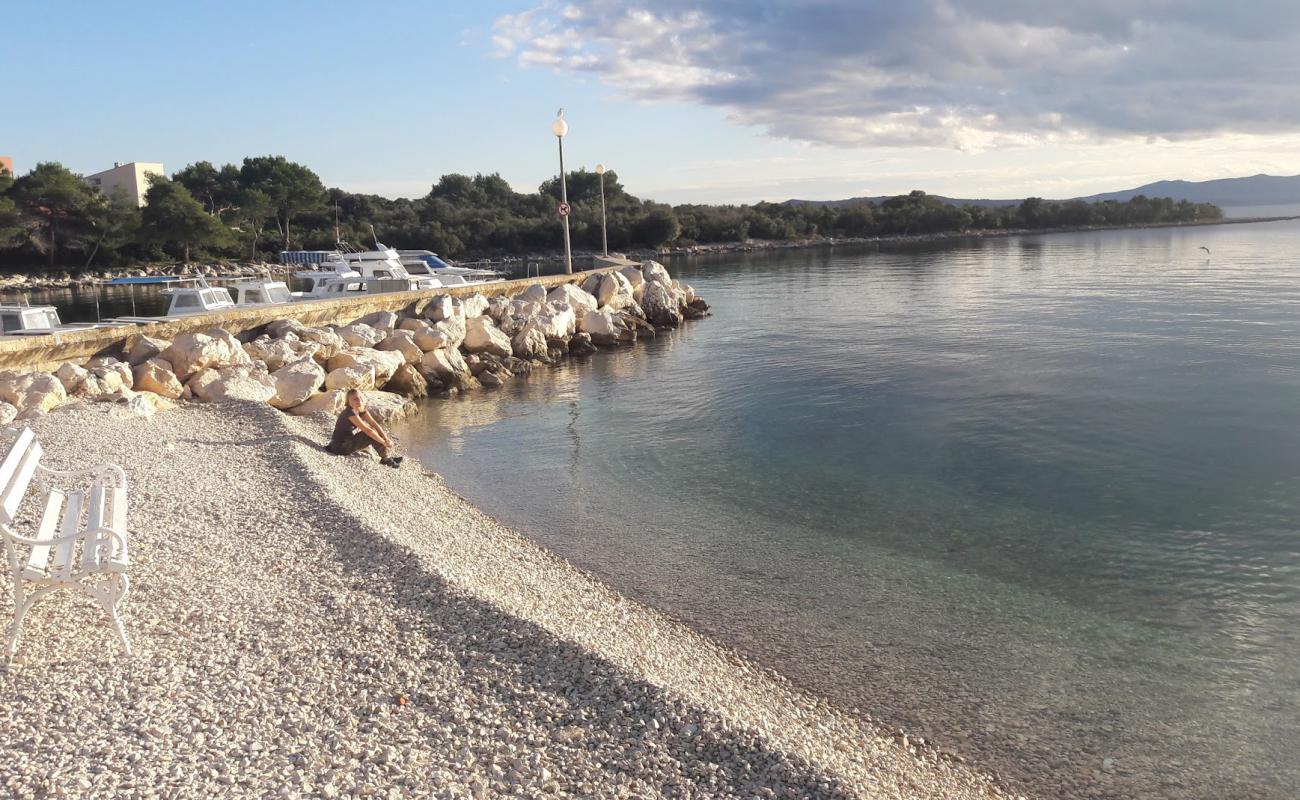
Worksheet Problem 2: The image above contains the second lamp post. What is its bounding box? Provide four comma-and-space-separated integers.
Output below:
551, 110, 573, 274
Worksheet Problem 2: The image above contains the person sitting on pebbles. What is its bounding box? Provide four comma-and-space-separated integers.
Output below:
327, 389, 403, 469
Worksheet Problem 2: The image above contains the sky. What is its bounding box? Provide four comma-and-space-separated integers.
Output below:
3, 1, 1300, 205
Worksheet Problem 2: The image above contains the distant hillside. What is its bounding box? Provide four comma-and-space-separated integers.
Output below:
1075, 174, 1300, 207
787, 174, 1300, 210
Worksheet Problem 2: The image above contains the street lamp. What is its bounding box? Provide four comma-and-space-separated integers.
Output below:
595, 163, 609, 257
551, 109, 573, 274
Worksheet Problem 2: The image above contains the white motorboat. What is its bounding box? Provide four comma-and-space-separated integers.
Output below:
228, 278, 292, 306
0, 303, 120, 336
291, 261, 365, 301
397, 250, 505, 284
337, 242, 443, 291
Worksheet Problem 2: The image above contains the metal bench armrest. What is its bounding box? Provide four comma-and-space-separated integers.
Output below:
2, 525, 127, 550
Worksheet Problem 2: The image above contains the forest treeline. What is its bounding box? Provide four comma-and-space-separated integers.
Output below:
0, 157, 1224, 269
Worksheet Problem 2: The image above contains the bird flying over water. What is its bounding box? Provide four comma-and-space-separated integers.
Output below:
1200, 246, 1211, 254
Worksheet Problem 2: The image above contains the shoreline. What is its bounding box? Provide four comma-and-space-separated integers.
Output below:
3, 215, 1295, 295
2, 401, 1018, 798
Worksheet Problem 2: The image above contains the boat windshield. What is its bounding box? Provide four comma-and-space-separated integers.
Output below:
266, 285, 291, 303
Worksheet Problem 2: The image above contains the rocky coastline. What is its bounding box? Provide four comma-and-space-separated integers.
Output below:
0, 260, 1021, 799
0, 261, 708, 427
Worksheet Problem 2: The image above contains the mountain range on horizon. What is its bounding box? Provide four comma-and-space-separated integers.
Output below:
785, 174, 1300, 211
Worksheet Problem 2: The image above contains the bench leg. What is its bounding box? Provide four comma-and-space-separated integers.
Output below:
108, 574, 131, 656
6, 585, 36, 663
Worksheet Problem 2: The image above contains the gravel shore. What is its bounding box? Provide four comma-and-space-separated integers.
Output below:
2, 401, 1017, 799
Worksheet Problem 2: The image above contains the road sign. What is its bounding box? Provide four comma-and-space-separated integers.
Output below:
557, 202, 571, 217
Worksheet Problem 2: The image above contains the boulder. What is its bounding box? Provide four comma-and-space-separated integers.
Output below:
412, 325, 454, 352
243, 336, 300, 372
385, 363, 429, 399
287, 390, 348, 417
187, 365, 276, 403
597, 271, 635, 310
423, 295, 460, 322
569, 332, 598, 356
361, 391, 416, 423
579, 309, 624, 344
642, 280, 685, 328
326, 348, 404, 386
487, 296, 512, 323
511, 324, 550, 362
325, 364, 376, 392
433, 316, 466, 349
531, 306, 576, 340
641, 260, 672, 286
420, 347, 471, 380
269, 358, 325, 410
619, 266, 645, 290
0, 402, 16, 425
133, 358, 184, 399
580, 273, 603, 296
375, 330, 424, 365
265, 318, 307, 339
0, 371, 67, 414
398, 316, 432, 333
517, 284, 547, 305
461, 294, 490, 318
297, 327, 346, 360
161, 329, 252, 381
80, 364, 132, 399
463, 316, 512, 358
355, 310, 399, 330
127, 335, 171, 366
547, 283, 598, 316
54, 362, 89, 395
336, 323, 385, 348
478, 370, 504, 389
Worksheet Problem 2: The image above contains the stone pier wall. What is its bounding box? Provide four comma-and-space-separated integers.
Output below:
0, 268, 616, 373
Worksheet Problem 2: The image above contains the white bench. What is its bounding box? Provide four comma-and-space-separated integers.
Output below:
0, 427, 132, 661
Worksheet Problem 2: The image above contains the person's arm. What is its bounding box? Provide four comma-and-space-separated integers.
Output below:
361, 409, 392, 446
348, 412, 388, 446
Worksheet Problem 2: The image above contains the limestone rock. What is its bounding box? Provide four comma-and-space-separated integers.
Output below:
511, 324, 550, 362
243, 336, 300, 372
187, 365, 276, 403
0, 402, 15, 425
397, 316, 431, 333
161, 329, 252, 381
325, 364, 376, 392
641, 260, 672, 286
0, 371, 67, 414
642, 280, 685, 328
355, 310, 399, 330
569, 332, 597, 356
547, 284, 598, 317
269, 358, 325, 410
336, 323, 385, 348
530, 306, 576, 341
420, 347, 471, 379
579, 308, 622, 341
597, 271, 635, 310
486, 296, 512, 323
375, 330, 424, 365
326, 348, 404, 386
296, 327, 346, 360
127, 335, 171, 366
133, 358, 184, 399
287, 390, 347, 417
580, 273, 603, 296
361, 391, 416, 423
517, 284, 547, 305
463, 316, 512, 358
265, 318, 307, 339
461, 294, 490, 318
412, 325, 454, 353
423, 295, 460, 323
54, 362, 89, 395
385, 364, 428, 399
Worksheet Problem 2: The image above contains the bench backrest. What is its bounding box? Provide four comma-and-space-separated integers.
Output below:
0, 428, 40, 526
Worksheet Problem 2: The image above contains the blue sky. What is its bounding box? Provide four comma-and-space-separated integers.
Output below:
4, 1, 1300, 204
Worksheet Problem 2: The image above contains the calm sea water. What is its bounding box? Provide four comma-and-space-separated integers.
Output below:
394, 221, 1300, 799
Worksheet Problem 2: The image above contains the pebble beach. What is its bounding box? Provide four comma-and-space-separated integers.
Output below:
2, 400, 1017, 799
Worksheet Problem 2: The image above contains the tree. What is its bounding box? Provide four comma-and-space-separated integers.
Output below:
141, 177, 226, 262
83, 188, 142, 268
238, 156, 325, 249
9, 162, 104, 266
174, 161, 243, 218
632, 203, 681, 247
237, 189, 274, 260
0, 167, 20, 247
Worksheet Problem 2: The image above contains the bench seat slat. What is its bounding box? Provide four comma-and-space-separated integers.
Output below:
22, 491, 65, 581
51, 491, 84, 579
108, 487, 129, 567
83, 486, 107, 572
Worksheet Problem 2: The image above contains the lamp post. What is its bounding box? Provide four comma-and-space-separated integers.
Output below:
551, 109, 573, 274
595, 163, 609, 257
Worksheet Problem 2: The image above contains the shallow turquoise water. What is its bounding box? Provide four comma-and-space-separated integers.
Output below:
396, 222, 1300, 798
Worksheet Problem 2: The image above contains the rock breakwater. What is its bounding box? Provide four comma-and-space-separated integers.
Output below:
0, 261, 709, 426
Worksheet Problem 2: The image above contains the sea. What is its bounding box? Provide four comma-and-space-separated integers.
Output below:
390, 220, 1300, 799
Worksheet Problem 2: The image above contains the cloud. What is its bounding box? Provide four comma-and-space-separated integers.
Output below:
491, 1, 1300, 149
